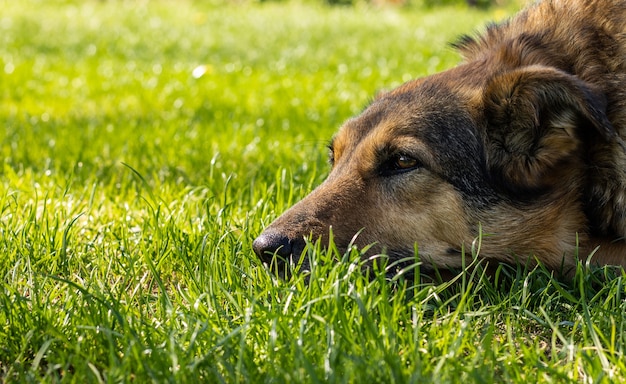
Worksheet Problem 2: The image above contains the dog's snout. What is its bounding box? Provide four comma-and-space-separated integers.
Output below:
252, 230, 293, 262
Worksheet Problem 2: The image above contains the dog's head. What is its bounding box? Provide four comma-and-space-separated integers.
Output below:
253, 64, 616, 275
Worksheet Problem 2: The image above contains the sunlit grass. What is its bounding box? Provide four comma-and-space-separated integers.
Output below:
1, 0, 625, 382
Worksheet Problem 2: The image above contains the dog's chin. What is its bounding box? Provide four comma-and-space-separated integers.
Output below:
261, 243, 473, 281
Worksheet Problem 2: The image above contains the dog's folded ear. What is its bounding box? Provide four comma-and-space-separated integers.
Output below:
482, 65, 616, 194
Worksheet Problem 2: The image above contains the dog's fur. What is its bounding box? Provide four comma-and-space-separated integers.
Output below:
253, 0, 626, 276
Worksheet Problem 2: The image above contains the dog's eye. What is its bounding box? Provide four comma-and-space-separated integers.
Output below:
381, 154, 421, 175
394, 155, 418, 170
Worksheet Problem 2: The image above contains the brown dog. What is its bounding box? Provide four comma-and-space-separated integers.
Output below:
253, 0, 626, 276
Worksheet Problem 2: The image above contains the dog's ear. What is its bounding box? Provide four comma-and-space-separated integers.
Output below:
483, 65, 616, 193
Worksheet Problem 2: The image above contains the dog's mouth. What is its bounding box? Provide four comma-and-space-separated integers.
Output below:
253, 228, 473, 278
259, 253, 297, 280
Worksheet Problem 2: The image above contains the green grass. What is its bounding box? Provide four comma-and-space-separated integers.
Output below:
1, 0, 625, 382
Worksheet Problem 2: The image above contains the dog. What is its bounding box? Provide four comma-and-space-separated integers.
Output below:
253, 0, 626, 277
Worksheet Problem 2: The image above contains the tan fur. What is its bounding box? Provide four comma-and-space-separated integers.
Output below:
253, 0, 626, 277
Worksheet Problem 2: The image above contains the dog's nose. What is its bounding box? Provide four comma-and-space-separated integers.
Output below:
252, 230, 292, 263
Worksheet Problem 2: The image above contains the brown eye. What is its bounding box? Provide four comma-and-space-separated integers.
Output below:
395, 155, 418, 170
380, 154, 421, 176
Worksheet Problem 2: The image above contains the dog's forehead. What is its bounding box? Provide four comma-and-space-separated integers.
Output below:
333, 80, 464, 153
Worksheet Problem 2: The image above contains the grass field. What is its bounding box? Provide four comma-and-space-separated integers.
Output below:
1, 0, 626, 382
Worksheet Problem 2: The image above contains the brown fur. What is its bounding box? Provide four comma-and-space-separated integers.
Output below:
253, 0, 626, 276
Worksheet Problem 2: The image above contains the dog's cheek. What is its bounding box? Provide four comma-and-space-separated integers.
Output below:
364, 175, 472, 260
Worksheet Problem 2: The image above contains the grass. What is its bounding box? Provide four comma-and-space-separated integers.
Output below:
1, 0, 625, 382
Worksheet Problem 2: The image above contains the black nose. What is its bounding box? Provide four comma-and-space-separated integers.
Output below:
252, 230, 293, 263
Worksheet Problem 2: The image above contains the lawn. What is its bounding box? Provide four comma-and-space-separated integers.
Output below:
1, 0, 625, 382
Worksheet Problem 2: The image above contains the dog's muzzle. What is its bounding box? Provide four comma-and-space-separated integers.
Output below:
252, 230, 305, 265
